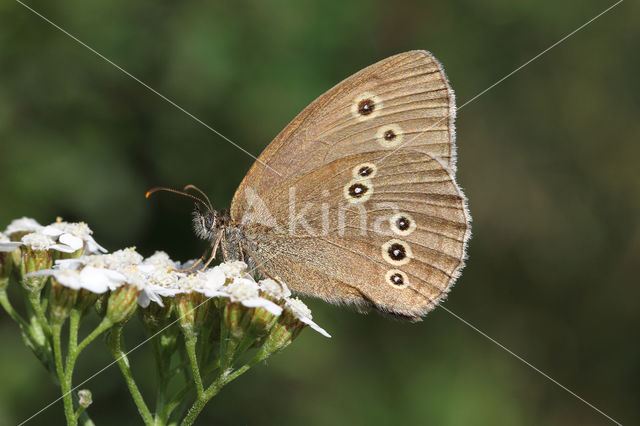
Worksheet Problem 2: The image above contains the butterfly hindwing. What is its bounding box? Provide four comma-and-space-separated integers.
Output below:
240, 150, 470, 320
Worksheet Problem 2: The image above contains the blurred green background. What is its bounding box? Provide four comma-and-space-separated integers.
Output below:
1, 0, 638, 425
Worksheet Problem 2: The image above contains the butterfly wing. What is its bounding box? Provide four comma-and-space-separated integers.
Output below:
240, 150, 470, 320
231, 50, 457, 222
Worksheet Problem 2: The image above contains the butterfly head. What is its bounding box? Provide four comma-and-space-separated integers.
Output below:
192, 204, 230, 240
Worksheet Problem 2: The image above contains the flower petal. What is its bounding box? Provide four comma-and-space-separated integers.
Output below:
59, 233, 84, 251
0, 241, 22, 252
50, 243, 78, 253
41, 225, 64, 237
299, 317, 331, 338
241, 297, 283, 316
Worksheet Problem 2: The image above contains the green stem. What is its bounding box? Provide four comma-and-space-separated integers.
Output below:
183, 332, 204, 398
108, 324, 154, 426
56, 312, 110, 426
179, 382, 221, 426
180, 355, 259, 426
65, 310, 81, 371
23, 291, 48, 349
76, 317, 112, 354
28, 290, 51, 336
52, 322, 76, 426
78, 410, 96, 426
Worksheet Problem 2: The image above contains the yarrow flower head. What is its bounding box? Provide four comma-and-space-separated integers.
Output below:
4, 218, 110, 295
1, 215, 332, 426
42, 219, 107, 254
4, 217, 43, 236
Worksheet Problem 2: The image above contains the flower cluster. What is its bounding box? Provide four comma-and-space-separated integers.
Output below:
0, 217, 328, 426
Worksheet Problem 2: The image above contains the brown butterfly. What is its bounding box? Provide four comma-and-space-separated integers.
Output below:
149, 50, 471, 321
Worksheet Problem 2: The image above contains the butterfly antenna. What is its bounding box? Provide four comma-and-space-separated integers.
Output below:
183, 184, 213, 210
145, 186, 211, 211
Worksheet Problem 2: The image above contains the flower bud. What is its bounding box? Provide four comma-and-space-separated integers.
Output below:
19, 244, 52, 293
77, 389, 92, 408
106, 284, 140, 324
49, 279, 78, 324
259, 298, 330, 357
175, 292, 210, 337
139, 297, 173, 331
75, 289, 100, 316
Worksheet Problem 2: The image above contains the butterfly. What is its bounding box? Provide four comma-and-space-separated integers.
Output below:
149, 50, 471, 321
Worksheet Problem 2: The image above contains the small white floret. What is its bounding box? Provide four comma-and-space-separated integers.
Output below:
285, 297, 331, 338
5, 217, 43, 235
259, 278, 291, 299
21, 232, 55, 251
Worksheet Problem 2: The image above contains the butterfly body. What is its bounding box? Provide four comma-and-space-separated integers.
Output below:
188, 50, 470, 321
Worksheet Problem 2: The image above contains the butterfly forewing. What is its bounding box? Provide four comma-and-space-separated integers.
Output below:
231, 50, 457, 222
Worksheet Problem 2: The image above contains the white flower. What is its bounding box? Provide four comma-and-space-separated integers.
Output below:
100, 249, 184, 308
4, 217, 43, 235
177, 268, 225, 296
200, 267, 227, 291
105, 247, 144, 268
227, 277, 259, 300
28, 263, 125, 294
0, 232, 22, 252
217, 261, 248, 279
223, 277, 282, 315
137, 267, 183, 308
142, 251, 178, 270
42, 220, 107, 254
21, 232, 55, 251
285, 297, 331, 338
259, 278, 291, 300
137, 286, 166, 309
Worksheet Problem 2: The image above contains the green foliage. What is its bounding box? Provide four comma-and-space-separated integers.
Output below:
1, 0, 639, 425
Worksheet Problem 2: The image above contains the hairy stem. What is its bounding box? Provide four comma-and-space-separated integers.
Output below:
28, 290, 51, 336
184, 332, 204, 398
52, 322, 76, 426
107, 324, 154, 426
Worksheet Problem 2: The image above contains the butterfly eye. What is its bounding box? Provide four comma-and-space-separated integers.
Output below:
352, 162, 378, 179
385, 269, 409, 289
389, 213, 416, 236
359, 166, 372, 176
351, 92, 381, 120
349, 183, 368, 197
389, 243, 406, 260
376, 124, 404, 148
343, 179, 373, 203
382, 239, 413, 266
357, 99, 375, 115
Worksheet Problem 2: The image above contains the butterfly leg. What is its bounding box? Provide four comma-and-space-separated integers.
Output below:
176, 237, 215, 273
176, 230, 222, 273
237, 241, 244, 262
201, 230, 224, 270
